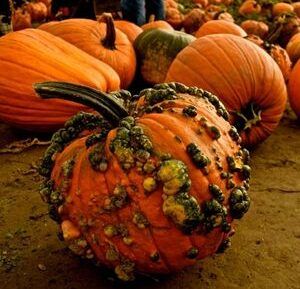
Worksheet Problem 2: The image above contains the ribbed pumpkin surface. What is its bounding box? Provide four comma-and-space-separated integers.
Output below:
288, 60, 300, 118
39, 18, 136, 89
0, 29, 120, 131
166, 34, 287, 147
195, 20, 247, 38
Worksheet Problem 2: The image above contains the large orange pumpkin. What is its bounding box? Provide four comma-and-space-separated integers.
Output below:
195, 20, 247, 38
0, 29, 120, 131
166, 34, 287, 147
114, 20, 143, 44
39, 14, 136, 89
36, 81, 250, 281
288, 60, 300, 118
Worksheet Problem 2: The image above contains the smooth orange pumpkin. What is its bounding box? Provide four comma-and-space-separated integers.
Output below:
245, 35, 292, 82
166, 34, 287, 147
286, 32, 300, 63
36, 81, 250, 280
288, 60, 300, 117
239, 0, 261, 16
241, 20, 269, 39
39, 15, 136, 89
114, 20, 143, 43
141, 15, 174, 31
272, 3, 294, 17
0, 29, 120, 131
195, 20, 247, 38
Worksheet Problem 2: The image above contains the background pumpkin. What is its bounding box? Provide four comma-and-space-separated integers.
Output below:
272, 3, 294, 17
166, 34, 287, 147
286, 32, 300, 63
195, 20, 247, 38
114, 20, 143, 44
0, 29, 120, 131
182, 8, 205, 34
141, 15, 174, 31
134, 28, 195, 84
12, 8, 32, 31
39, 14, 136, 89
25, 1, 48, 22
288, 60, 300, 118
35, 81, 250, 281
240, 20, 269, 39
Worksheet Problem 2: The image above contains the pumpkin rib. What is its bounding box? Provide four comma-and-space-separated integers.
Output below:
39, 18, 136, 89
194, 39, 246, 106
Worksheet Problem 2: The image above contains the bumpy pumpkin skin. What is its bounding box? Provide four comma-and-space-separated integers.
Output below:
39, 17, 136, 89
0, 29, 120, 131
39, 82, 250, 281
166, 34, 287, 147
288, 61, 300, 118
134, 29, 195, 84
195, 20, 247, 38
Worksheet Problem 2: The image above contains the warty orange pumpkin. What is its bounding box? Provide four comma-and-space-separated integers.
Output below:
0, 29, 120, 131
39, 14, 136, 89
35, 81, 251, 281
166, 34, 287, 147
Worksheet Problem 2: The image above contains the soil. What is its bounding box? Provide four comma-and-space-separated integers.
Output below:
0, 109, 299, 289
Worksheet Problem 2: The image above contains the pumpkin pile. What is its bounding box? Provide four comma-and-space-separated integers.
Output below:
36, 81, 250, 281
0, 0, 299, 282
12, 0, 51, 31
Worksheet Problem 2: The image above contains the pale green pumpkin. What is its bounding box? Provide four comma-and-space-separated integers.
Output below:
134, 28, 195, 84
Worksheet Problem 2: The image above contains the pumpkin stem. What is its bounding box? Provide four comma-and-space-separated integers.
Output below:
34, 82, 129, 126
233, 103, 262, 132
99, 13, 117, 50
265, 23, 283, 44
148, 14, 155, 23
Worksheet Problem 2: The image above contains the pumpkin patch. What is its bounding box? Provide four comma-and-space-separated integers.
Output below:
0, 0, 299, 286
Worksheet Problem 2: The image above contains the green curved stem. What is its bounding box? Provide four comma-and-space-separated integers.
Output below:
34, 82, 129, 126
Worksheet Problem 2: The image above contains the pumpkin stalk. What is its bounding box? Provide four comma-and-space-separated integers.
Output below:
34, 82, 129, 126
99, 13, 117, 50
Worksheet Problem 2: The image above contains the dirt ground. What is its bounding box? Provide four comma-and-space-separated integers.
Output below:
0, 109, 299, 289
